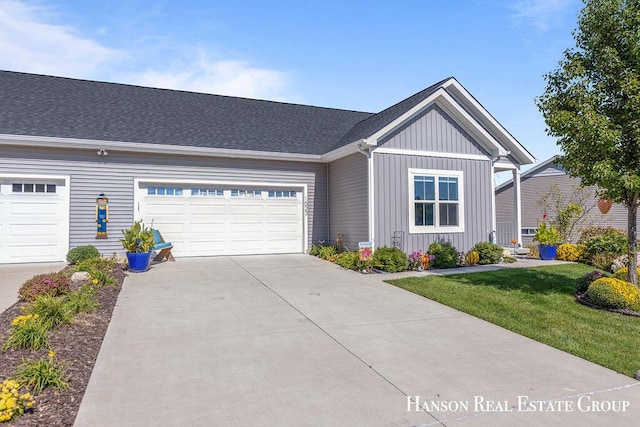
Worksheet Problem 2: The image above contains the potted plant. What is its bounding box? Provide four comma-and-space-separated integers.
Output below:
533, 221, 561, 260
121, 220, 155, 272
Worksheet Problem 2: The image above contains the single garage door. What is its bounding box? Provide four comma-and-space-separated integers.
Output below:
0, 177, 69, 264
138, 183, 304, 257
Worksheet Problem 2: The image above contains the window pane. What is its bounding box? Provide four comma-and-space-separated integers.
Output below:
414, 176, 435, 201
175, 188, 183, 196
439, 177, 458, 201
46, 184, 56, 193
35, 184, 45, 192
12, 184, 22, 192
439, 203, 458, 226
415, 202, 434, 226
24, 183, 34, 192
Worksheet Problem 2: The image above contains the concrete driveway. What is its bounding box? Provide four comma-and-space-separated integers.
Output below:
74, 255, 640, 426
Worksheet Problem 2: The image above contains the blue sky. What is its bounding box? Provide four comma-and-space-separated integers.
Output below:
0, 0, 583, 181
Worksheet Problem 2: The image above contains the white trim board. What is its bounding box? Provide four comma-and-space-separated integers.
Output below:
373, 147, 490, 162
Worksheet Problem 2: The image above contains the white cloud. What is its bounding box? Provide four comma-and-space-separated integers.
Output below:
0, 0, 124, 77
126, 54, 297, 101
0, 0, 297, 101
511, 0, 577, 31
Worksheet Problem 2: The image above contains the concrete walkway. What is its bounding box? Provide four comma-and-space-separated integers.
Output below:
74, 255, 640, 426
0, 262, 67, 313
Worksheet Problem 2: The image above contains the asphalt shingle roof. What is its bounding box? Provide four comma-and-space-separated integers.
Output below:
0, 71, 374, 155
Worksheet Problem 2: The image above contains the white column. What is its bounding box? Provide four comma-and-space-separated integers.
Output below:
491, 163, 497, 243
513, 169, 522, 246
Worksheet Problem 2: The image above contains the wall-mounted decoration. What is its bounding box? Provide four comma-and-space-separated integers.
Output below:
96, 193, 109, 239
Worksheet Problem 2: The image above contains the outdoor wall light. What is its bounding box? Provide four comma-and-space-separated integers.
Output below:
97, 148, 109, 157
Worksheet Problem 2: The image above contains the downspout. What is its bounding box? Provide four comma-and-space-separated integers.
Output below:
357, 141, 375, 249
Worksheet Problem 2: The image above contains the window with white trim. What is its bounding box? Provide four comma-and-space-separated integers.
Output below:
147, 186, 183, 196
12, 183, 57, 193
408, 169, 464, 233
231, 189, 262, 198
268, 190, 297, 198
522, 227, 536, 237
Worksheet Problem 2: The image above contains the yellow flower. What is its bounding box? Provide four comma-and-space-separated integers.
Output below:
92, 278, 99, 285
48, 350, 56, 359
20, 306, 26, 311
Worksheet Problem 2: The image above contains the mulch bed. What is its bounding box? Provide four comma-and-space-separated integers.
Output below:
0, 267, 126, 426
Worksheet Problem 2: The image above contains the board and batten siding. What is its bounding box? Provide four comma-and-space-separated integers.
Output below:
0, 145, 327, 256
378, 104, 487, 155
374, 153, 493, 254
328, 153, 368, 250
495, 163, 634, 245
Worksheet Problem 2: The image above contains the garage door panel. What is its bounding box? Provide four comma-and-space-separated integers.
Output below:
9, 200, 62, 215
10, 223, 62, 237
139, 183, 303, 257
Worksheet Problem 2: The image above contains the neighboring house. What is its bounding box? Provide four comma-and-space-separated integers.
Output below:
495, 156, 632, 246
0, 71, 534, 264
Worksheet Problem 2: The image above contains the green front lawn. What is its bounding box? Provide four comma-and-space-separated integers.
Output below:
387, 264, 640, 377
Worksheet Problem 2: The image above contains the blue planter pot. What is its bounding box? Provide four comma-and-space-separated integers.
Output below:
538, 244, 557, 260
127, 252, 152, 272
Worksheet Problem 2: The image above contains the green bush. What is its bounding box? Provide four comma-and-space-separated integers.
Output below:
334, 251, 370, 271
589, 252, 619, 272
586, 277, 640, 309
310, 244, 339, 260
26, 295, 73, 330
470, 242, 503, 265
64, 286, 99, 315
3, 314, 49, 351
582, 228, 627, 263
66, 245, 100, 264
18, 272, 70, 302
428, 241, 458, 269
15, 351, 68, 394
575, 270, 607, 294
73, 255, 118, 273
371, 246, 409, 272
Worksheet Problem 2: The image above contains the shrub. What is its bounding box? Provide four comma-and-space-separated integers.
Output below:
15, 350, 68, 394
310, 244, 339, 260
612, 267, 640, 282
427, 241, 458, 269
589, 252, 619, 272
582, 228, 627, 263
556, 243, 585, 262
586, 277, 640, 309
0, 379, 34, 422
575, 270, 607, 294
18, 272, 70, 302
3, 315, 49, 351
73, 256, 118, 273
470, 242, 503, 265
334, 251, 370, 271
66, 245, 100, 264
26, 296, 73, 330
578, 226, 625, 243
85, 267, 117, 287
63, 286, 99, 315
371, 246, 409, 272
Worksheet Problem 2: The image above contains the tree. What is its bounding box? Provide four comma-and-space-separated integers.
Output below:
536, 0, 640, 285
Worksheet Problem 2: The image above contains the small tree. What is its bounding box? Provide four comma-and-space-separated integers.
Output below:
535, 183, 596, 242
537, 0, 640, 285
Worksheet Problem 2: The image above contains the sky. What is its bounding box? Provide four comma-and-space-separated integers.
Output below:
0, 0, 584, 183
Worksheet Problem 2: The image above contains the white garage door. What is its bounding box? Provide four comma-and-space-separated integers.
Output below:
138, 183, 304, 257
0, 177, 69, 264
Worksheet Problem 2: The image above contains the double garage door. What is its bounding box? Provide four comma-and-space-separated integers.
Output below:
138, 182, 305, 257
0, 176, 69, 264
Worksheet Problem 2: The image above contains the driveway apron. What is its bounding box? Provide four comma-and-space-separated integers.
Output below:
74, 255, 640, 426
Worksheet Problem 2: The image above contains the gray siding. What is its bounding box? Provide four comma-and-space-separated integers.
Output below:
1, 145, 328, 256
496, 167, 633, 245
374, 153, 493, 254
328, 153, 368, 250
378, 104, 486, 156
